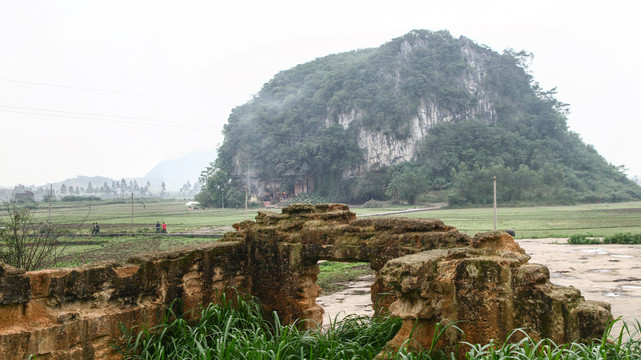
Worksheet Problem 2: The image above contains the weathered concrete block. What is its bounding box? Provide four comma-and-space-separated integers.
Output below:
378, 232, 612, 356
0, 241, 249, 359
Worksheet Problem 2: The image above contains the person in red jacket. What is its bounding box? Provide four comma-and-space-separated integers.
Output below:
162, 222, 167, 233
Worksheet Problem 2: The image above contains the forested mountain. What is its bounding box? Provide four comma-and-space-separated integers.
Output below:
201, 30, 641, 206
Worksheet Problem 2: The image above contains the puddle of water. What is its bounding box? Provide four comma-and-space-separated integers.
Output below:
603, 292, 641, 298
581, 248, 609, 255
591, 269, 614, 273
550, 272, 578, 279
611, 254, 633, 258
622, 285, 641, 290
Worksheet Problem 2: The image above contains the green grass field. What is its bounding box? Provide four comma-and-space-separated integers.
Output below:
389, 201, 641, 238
317, 261, 373, 295
31, 199, 251, 233
18, 199, 641, 268
31, 199, 641, 238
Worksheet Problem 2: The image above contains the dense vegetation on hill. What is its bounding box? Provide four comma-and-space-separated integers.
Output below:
198, 30, 641, 207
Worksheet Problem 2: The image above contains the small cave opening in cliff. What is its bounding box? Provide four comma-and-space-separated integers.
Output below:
314, 260, 376, 326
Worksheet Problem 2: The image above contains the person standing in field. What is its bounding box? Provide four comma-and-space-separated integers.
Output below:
162, 222, 167, 233
95, 223, 100, 234
156, 221, 161, 233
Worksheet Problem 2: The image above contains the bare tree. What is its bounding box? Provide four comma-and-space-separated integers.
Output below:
0, 202, 71, 270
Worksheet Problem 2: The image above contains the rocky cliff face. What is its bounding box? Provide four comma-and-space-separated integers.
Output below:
328, 32, 500, 171
218, 30, 580, 200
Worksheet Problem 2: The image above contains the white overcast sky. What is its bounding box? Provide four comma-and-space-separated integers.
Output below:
1, 0, 639, 187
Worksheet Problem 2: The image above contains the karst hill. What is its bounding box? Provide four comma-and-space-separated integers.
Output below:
205, 30, 641, 206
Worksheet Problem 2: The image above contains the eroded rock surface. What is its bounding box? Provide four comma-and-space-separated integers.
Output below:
0, 242, 250, 360
380, 232, 612, 356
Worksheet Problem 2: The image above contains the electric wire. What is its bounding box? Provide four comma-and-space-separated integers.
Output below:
0, 77, 231, 106
0, 105, 217, 131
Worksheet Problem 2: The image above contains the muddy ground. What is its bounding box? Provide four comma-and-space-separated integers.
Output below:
316, 239, 641, 334
517, 238, 641, 332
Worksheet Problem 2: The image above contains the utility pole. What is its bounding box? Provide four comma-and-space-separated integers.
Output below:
493, 176, 497, 231
245, 156, 250, 220
48, 184, 52, 219
131, 192, 134, 226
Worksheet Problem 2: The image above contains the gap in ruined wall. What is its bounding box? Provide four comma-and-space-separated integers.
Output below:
314, 260, 375, 327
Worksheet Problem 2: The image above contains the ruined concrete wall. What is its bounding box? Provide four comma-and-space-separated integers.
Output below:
225, 204, 470, 324
380, 232, 612, 355
227, 204, 611, 356
0, 204, 614, 359
0, 241, 250, 360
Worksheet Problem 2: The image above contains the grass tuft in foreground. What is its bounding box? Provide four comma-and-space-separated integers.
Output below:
464, 319, 641, 359
116, 294, 410, 360
117, 295, 641, 360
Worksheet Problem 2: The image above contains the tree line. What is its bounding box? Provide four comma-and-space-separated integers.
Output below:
10, 179, 201, 202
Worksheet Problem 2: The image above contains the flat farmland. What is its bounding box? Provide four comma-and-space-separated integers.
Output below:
33, 200, 641, 238
32, 199, 250, 233
383, 201, 641, 238
21, 200, 641, 268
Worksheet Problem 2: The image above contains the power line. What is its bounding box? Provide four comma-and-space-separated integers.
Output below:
0, 104, 163, 123
0, 77, 234, 106
0, 107, 217, 131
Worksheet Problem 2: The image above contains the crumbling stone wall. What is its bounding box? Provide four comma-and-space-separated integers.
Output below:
0, 204, 612, 359
379, 232, 612, 355
0, 242, 250, 360
225, 203, 470, 326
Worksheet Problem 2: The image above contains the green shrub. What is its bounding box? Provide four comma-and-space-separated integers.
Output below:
283, 192, 331, 205
568, 232, 641, 245
362, 199, 390, 208
604, 232, 641, 244
61, 195, 102, 201
567, 233, 601, 244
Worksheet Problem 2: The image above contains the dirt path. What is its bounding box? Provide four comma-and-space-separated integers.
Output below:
316, 274, 376, 326
358, 203, 447, 218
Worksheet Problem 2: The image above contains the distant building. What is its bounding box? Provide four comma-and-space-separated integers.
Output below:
13, 190, 35, 203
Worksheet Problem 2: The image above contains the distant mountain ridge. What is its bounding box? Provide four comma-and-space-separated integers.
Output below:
143, 150, 217, 190
6, 150, 217, 194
